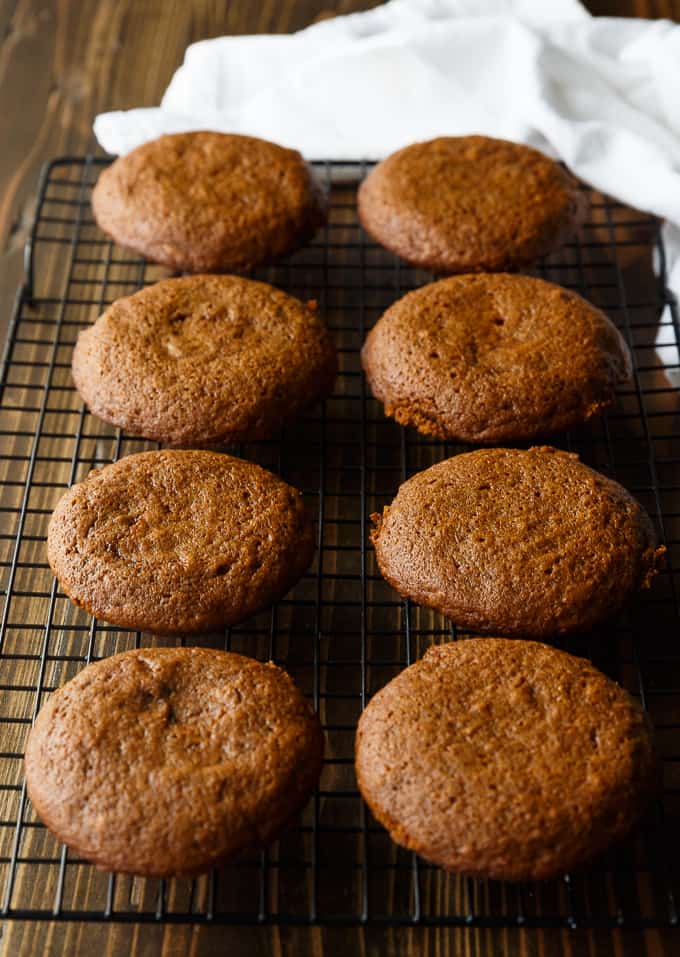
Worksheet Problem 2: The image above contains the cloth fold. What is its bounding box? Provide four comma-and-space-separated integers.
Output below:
94, 0, 680, 308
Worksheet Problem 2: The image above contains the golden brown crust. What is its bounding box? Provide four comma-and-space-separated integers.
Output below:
371, 447, 664, 639
355, 638, 657, 881
47, 450, 315, 634
358, 136, 586, 273
92, 132, 327, 272
72, 275, 337, 447
25, 647, 324, 877
362, 274, 631, 443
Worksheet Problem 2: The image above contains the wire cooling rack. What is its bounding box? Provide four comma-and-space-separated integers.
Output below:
0, 157, 679, 928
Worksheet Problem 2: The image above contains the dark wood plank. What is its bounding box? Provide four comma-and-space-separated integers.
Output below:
1, 2, 680, 955
589, 0, 678, 14
3, 921, 680, 955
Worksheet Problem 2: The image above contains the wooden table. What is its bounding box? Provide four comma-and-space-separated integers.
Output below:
1, 2, 679, 954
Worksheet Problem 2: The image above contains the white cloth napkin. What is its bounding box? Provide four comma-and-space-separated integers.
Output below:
94, 0, 680, 326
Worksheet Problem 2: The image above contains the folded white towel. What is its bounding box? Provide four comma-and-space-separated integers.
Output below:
94, 0, 680, 331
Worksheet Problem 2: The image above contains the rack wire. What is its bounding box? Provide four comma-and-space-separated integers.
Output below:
0, 157, 679, 927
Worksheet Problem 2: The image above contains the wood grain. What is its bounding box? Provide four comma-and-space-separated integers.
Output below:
1, 2, 680, 956
2, 922, 680, 956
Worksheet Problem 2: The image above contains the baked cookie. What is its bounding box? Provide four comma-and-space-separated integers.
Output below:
47, 450, 314, 634
72, 275, 337, 447
371, 447, 664, 638
358, 136, 586, 273
362, 274, 631, 442
25, 647, 324, 876
92, 132, 326, 272
355, 638, 657, 881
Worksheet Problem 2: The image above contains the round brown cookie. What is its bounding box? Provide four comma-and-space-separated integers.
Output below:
72, 275, 337, 447
362, 274, 631, 443
371, 447, 664, 638
358, 136, 586, 273
355, 638, 657, 881
47, 450, 314, 634
92, 132, 327, 272
25, 647, 324, 876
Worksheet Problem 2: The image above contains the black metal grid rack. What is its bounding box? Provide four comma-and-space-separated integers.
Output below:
0, 157, 679, 928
